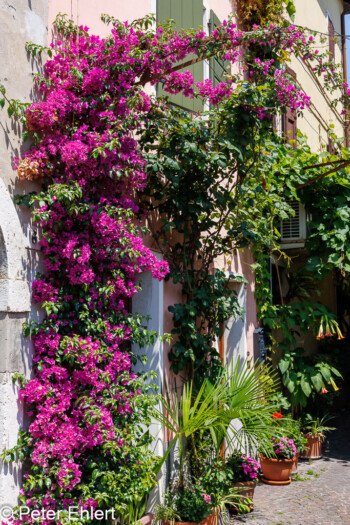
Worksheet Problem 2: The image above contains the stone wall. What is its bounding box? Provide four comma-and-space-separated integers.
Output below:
0, 0, 48, 506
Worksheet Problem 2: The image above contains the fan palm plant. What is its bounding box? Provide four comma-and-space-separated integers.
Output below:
152, 360, 282, 486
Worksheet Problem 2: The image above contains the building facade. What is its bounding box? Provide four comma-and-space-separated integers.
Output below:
0, 0, 348, 505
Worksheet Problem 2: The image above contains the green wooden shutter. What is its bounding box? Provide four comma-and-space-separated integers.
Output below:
209, 10, 229, 88
157, 0, 203, 112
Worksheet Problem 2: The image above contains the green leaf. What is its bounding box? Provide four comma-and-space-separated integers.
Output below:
310, 372, 323, 391
320, 366, 331, 383
300, 378, 312, 397
286, 0, 296, 20
279, 357, 290, 375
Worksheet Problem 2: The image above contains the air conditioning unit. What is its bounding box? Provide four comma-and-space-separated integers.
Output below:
280, 199, 307, 248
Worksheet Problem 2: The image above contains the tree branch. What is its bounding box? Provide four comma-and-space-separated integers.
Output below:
296, 161, 350, 189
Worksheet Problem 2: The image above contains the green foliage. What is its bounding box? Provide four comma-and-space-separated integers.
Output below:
54, 12, 89, 37
235, 0, 295, 30
101, 12, 156, 30
300, 413, 335, 438
279, 349, 342, 408
163, 484, 213, 524
303, 165, 350, 277
155, 461, 252, 522
168, 271, 244, 379
26, 41, 53, 58
0, 82, 30, 123
141, 86, 280, 382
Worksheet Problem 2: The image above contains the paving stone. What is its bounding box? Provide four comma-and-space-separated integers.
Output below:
229, 411, 350, 525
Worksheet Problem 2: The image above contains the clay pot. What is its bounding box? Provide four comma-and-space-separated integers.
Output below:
291, 453, 300, 473
139, 514, 155, 525
229, 481, 255, 513
300, 434, 323, 460
260, 456, 294, 485
165, 509, 218, 525
232, 480, 255, 501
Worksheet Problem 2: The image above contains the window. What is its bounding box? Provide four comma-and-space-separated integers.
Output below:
280, 198, 307, 248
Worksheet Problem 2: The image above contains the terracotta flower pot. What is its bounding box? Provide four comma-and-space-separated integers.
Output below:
300, 434, 323, 460
229, 481, 255, 513
165, 509, 218, 525
139, 514, 155, 525
291, 453, 299, 473
260, 456, 294, 485
232, 480, 255, 501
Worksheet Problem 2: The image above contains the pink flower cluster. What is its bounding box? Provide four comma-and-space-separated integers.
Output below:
60, 140, 89, 167
196, 79, 233, 106
271, 437, 297, 459
163, 71, 194, 98
274, 69, 311, 112
241, 455, 261, 480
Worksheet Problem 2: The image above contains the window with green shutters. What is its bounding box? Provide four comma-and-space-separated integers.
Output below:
157, 0, 204, 112
208, 10, 230, 88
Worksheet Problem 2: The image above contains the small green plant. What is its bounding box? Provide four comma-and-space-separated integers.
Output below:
301, 414, 335, 438
306, 469, 320, 478
293, 473, 310, 481
154, 502, 181, 524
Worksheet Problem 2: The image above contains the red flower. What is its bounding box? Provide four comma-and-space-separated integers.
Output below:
272, 412, 283, 419
320, 387, 329, 394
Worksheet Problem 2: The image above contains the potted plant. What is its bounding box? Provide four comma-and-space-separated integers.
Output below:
268, 409, 306, 475
300, 414, 335, 460
154, 481, 250, 525
224, 452, 260, 511
259, 437, 297, 485
290, 432, 307, 474
155, 483, 218, 525
280, 418, 307, 475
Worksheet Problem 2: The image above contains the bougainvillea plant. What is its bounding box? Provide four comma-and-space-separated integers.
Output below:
1, 9, 350, 523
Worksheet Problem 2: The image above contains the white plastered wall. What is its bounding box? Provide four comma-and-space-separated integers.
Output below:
223, 273, 248, 368
131, 251, 165, 508
222, 274, 247, 453
0, 179, 31, 506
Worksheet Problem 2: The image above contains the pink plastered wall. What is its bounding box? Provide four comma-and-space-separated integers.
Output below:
206, 0, 234, 27
48, 0, 152, 40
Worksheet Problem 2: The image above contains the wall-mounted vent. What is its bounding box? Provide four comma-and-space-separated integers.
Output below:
280, 199, 306, 246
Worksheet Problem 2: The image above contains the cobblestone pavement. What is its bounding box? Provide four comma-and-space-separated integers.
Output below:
231, 412, 350, 525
